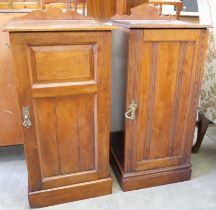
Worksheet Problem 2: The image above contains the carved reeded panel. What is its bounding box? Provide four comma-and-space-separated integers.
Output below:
131, 29, 202, 171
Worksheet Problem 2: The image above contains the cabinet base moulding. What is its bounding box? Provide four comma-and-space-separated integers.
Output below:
110, 150, 191, 192
28, 177, 112, 208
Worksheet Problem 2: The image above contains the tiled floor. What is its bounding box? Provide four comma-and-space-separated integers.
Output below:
0, 126, 216, 210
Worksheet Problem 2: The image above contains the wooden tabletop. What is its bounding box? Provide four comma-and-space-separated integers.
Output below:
111, 19, 212, 29
4, 20, 116, 32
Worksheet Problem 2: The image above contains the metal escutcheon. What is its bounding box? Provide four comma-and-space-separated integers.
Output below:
22, 106, 32, 128
125, 100, 137, 120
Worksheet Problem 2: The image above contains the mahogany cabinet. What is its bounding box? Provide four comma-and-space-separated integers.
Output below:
0, 13, 25, 146
5, 8, 115, 208
110, 4, 210, 191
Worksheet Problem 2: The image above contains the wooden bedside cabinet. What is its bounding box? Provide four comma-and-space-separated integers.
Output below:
0, 13, 26, 146
110, 3, 211, 191
5, 8, 116, 208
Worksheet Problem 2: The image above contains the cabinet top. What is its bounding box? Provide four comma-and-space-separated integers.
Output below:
112, 0, 212, 29
4, 7, 117, 32
4, 20, 116, 32
111, 19, 211, 29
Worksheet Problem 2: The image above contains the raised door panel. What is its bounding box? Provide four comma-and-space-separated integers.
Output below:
30, 45, 94, 82
10, 31, 110, 191
125, 29, 204, 172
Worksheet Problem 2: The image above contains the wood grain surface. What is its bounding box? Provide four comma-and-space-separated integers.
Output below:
8, 12, 114, 207
111, 22, 209, 191
0, 13, 26, 146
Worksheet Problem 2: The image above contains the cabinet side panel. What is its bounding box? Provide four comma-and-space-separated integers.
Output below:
181, 29, 209, 164
111, 28, 129, 132
96, 32, 112, 177
111, 28, 129, 170
0, 14, 25, 146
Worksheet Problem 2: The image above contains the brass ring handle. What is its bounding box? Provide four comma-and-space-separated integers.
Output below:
125, 100, 137, 120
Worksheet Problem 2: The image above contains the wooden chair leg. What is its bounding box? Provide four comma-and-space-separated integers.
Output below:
192, 112, 211, 153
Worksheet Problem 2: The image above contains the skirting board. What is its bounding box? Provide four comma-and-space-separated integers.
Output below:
29, 177, 112, 208
110, 148, 191, 192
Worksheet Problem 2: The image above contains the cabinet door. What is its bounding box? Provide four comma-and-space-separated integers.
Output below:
10, 31, 111, 191
125, 29, 208, 172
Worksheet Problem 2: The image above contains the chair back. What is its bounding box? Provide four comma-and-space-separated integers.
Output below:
149, 1, 182, 20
